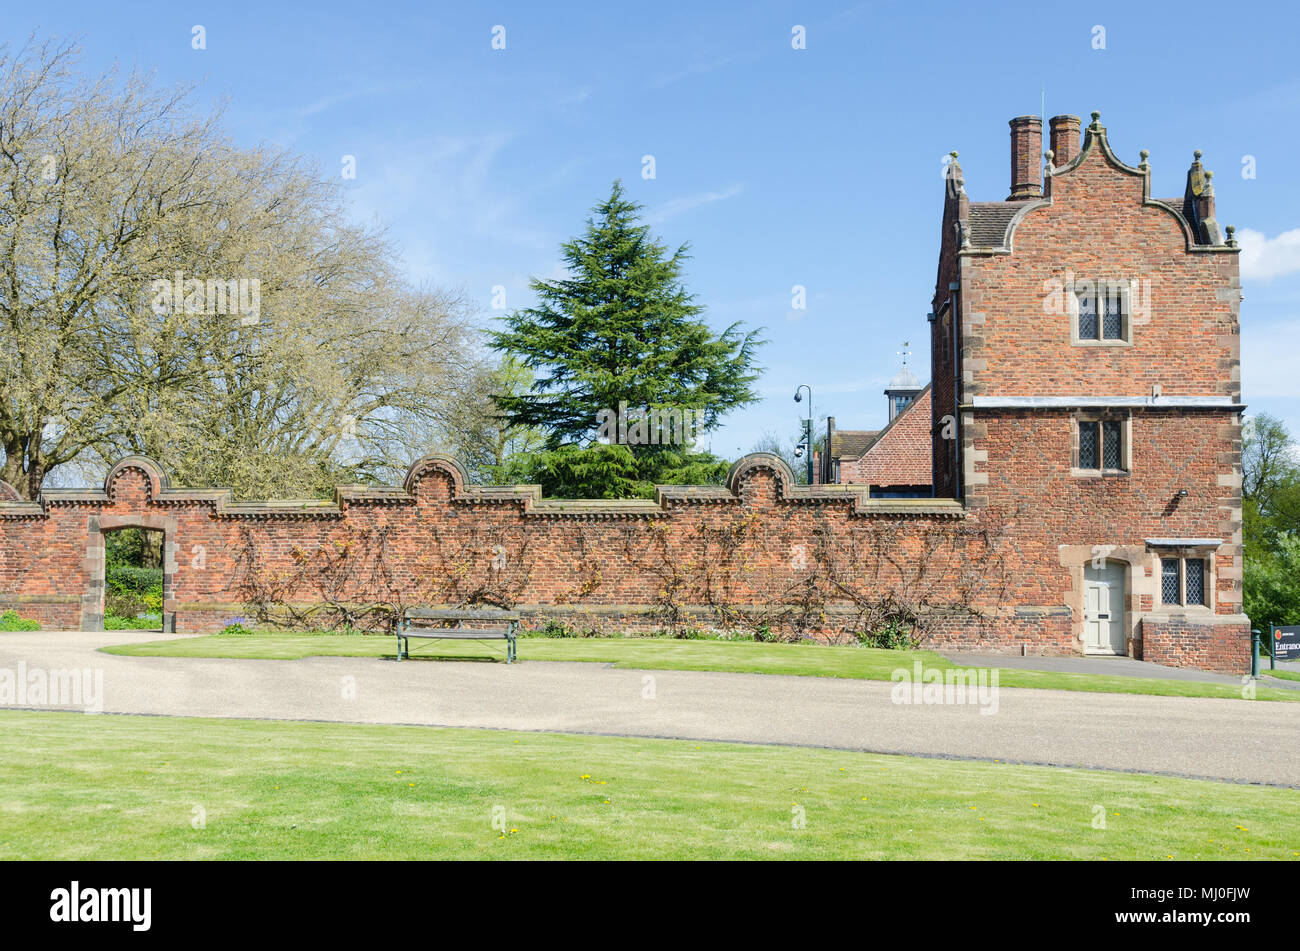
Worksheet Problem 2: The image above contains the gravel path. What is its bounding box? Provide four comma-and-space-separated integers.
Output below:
3, 630, 1298, 787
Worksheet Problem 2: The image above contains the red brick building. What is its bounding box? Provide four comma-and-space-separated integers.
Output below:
928, 111, 1246, 670
0, 111, 1251, 672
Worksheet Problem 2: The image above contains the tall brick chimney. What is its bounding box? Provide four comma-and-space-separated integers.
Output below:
1008, 116, 1043, 200
1049, 115, 1082, 167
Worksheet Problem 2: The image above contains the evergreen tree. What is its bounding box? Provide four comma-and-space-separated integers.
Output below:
490, 181, 763, 477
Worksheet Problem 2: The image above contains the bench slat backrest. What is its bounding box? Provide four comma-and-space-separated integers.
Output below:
404, 608, 519, 622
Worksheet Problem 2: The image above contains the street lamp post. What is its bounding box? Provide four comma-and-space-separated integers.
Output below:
794, 385, 813, 485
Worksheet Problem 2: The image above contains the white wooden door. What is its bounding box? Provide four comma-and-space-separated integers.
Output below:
1083, 563, 1125, 654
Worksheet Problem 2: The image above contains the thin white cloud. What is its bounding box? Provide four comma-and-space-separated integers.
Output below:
554, 86, 593, 107
645, 184, 743, 225
299, 80, 419, 119
648, 56, 738, 90
1237, 227, 1300, 281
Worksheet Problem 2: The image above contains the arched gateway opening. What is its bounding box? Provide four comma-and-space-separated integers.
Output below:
78, 458, 179, 634
82, 514, 176, 634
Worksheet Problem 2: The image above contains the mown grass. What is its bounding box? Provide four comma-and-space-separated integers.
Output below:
103, 633, 1300, 702
2, 709, 1296, 860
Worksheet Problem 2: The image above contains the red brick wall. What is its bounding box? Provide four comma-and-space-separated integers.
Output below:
0, 456, 1016, 645
1142, 616, 1250, 675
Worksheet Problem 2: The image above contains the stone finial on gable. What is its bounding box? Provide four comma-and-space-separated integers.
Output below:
1183, 150, 1223, 245
945, 150, 970, 246
945, 151, 965, 194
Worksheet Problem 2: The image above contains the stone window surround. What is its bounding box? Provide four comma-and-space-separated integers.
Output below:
1149, 546, 1217, 615
1069, 278, 1134, 347
1069, 410, 1132, 477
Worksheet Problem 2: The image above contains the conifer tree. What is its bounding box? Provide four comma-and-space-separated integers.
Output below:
489, 182, 763, 497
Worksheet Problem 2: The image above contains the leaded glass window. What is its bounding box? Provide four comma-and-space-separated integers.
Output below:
1102, 421, 1122, 469
1161, 558, 1181, 605
1077, 290, 1098, 340
1079, 422, 1099, 470
1185, 559, 1205, 606
1102, 286, 1125, 339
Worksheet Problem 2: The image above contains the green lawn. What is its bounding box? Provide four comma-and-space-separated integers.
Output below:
104, 632, 1300, 702
2, 709, 1296, 860
1265, 669, 1300, 683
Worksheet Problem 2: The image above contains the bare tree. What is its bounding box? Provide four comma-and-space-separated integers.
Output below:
0, 36, 492, 499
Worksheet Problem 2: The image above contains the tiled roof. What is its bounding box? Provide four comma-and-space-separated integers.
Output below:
967, 201, 1034, 248
855, 385, 933, 486
829, 429, 879, 460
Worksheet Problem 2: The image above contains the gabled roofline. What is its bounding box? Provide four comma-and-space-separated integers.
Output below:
960, 114, 1239, 256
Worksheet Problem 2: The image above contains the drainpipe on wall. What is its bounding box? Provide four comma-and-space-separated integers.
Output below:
949, 279, 962, 503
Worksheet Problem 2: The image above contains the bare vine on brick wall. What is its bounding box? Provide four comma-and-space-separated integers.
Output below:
616, 509, 1013, 644
418, 522, 533, 609
231, 524, 411, 631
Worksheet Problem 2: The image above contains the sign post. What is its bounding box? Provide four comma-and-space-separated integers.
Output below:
1273, 625, 1300, 664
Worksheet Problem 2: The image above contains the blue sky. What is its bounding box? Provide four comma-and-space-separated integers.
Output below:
6, 0, 1298, 457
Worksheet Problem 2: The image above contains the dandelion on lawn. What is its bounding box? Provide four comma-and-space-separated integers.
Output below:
581, 774, 590, 780
1032, 803, 1040, 808
1236, 825, 1248, 831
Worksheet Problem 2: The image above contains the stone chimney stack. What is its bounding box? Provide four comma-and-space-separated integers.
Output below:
1048, 115, 1082, 167
1008, 116, 1043, 200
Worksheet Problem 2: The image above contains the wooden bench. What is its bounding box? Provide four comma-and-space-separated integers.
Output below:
396, 608, 519, 663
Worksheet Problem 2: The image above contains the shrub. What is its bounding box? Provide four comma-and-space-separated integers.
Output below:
0, 609, 40, 631
856, 619, 921, 650
105, 565, 164, 622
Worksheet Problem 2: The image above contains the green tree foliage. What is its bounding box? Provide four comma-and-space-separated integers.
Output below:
492, 443, 731, 500
1242, 412, 1300, 632
488, 181, 762, 497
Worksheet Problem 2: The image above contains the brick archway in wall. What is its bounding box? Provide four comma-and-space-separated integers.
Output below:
82, 512, 179, 633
